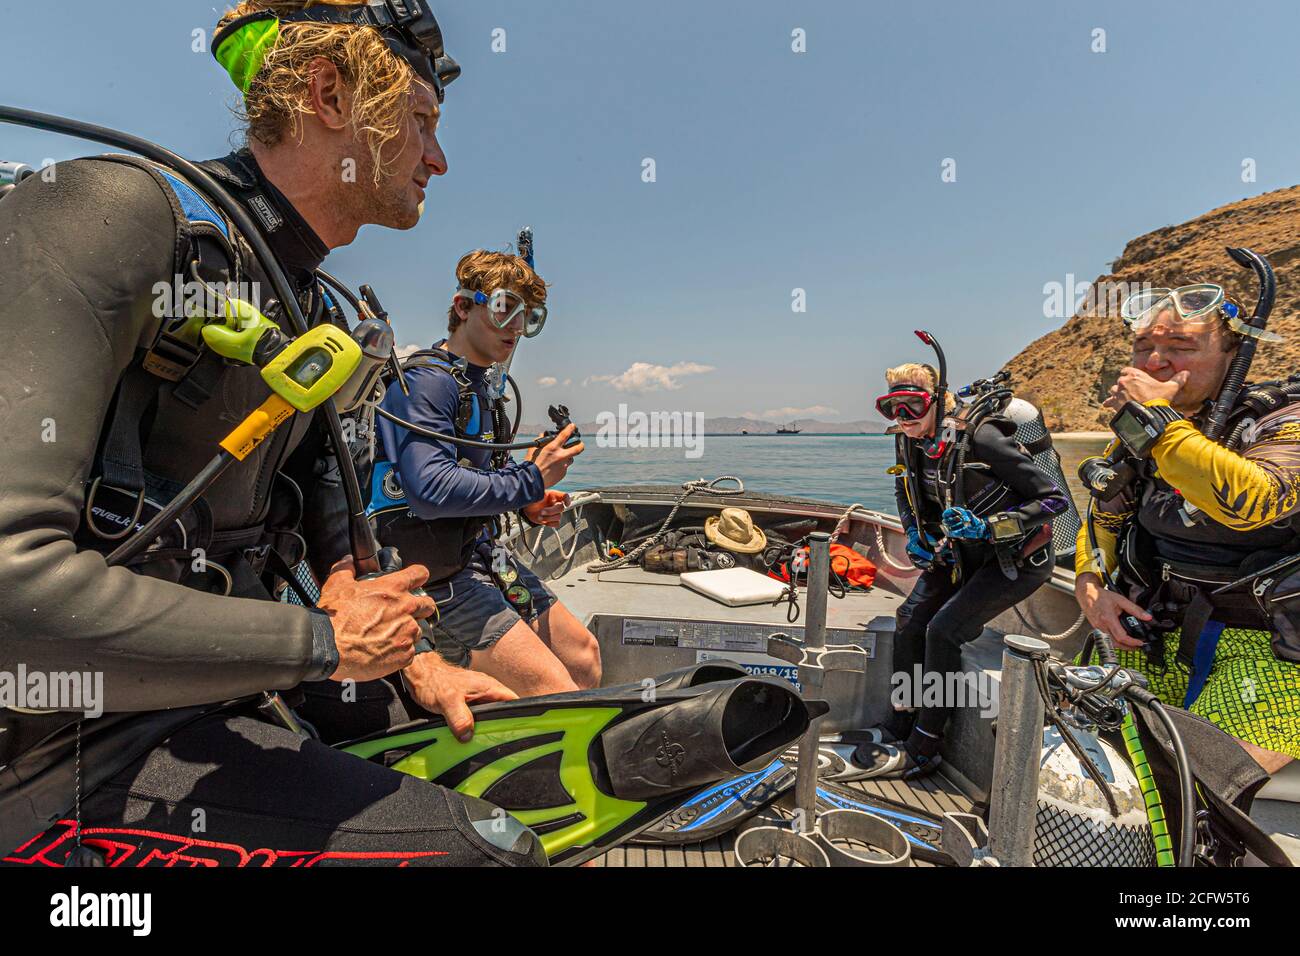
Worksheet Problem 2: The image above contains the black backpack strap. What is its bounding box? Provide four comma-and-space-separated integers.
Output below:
399, 347, 478, 439
96, 364, 159, 496
81, 156, 240, 536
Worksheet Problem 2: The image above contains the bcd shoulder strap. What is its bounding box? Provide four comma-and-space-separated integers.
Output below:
81, 156, 240, 538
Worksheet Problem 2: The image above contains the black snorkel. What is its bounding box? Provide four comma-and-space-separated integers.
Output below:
913, 329, 949, 459
518, 226, 536, 270
1205, 246, 1276, 442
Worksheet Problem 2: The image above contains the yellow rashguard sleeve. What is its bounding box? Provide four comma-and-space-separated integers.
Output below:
1147, 399, 1300, 530
1074, 439, 1128, 577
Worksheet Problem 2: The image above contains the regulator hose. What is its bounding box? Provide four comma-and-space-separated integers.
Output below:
374, 403, 562, 451
1095, 628, 1196, 867
1091, 631, 1176, 866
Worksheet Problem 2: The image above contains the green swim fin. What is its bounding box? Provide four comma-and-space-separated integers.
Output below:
340, 665, 825, 866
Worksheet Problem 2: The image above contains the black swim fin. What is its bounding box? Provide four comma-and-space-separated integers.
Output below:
651, 659, 750, 691
340, 672, 825, 866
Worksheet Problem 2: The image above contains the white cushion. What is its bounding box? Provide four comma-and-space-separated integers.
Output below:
679, 567, 788, 606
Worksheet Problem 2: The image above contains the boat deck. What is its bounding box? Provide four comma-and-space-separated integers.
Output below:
517, 497, 1300, 867
542, 543, 971, 867
548, 561, 910, 633
594, 771, 974, 867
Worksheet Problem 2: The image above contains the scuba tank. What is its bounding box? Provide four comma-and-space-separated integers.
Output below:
1003, 396, 1081, 558
1033, 725, 1157, 866
950, 371, 1081, 557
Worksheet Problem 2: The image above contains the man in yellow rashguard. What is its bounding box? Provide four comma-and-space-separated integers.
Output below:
1074, 280, 1299, 776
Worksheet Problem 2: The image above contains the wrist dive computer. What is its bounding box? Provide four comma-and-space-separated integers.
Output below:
1109, 401, 1183, 458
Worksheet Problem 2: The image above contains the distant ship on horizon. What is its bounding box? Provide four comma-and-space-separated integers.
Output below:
776, 423, 802, 434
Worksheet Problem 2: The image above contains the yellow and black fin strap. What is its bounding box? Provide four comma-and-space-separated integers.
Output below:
1149, 402, 1300, 530
220, 394, 296, 461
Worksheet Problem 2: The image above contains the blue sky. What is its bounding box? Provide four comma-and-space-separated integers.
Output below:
4, 0, 1300, 423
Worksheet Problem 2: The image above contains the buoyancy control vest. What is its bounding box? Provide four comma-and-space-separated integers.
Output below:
1114, 402, 1300, 664
73, 152, 331, 601
366, 347, 516, 583
897, 392, 1077, 579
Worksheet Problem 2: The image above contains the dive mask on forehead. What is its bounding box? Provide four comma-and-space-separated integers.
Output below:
213, 0, 461, 101
1120, 283, 1234, 332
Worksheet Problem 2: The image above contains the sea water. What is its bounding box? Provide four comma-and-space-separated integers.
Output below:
549, 434, 1109, 516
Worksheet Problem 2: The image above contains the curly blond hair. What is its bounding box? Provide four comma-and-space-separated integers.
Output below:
448, 251, 549, 333
216, 1, 425, 183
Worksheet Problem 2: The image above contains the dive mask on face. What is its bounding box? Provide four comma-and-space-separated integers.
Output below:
875, 386, 934, 421
1120, 283, 1235, 332
458, 288, 547, 338
213, 0, 461, 101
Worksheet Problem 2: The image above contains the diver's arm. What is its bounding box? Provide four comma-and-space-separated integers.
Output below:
1074, 508, 1124, 578
972, 422, 1071, 530
0, 161, 330, 712
1145, 399, 1300, 530
382, 370, 544, 520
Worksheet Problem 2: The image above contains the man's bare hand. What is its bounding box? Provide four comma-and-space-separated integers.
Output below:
317, 557, 436, 682
526, 425, 584, 488
522, 489, 569, 527
1103, 367, 1189, 412
403, 653, 518, 742
1075, 572, 1151, 649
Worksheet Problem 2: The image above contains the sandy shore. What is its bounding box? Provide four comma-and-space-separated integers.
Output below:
1052, 431, 1110, 439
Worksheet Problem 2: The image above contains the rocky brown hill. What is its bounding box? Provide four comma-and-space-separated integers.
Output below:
1003, 185, 1300, 431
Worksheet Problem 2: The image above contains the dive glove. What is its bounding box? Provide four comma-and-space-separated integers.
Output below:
906, 526, 940, 570
940, 506, 989, 541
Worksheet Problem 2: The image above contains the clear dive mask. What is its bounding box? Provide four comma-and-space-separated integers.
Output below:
457, 288, 547, 338
1120, 283, 1233, 332
1121, 282, 1283, 342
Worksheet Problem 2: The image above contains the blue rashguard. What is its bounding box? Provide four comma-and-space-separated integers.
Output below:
376, 348, 544, 524
373, 347, 558, 663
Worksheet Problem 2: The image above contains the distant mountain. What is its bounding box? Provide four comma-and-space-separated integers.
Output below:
518, 415, 889, 436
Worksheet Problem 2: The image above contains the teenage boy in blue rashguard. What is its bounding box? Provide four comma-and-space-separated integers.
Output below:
373, 250, 600, 695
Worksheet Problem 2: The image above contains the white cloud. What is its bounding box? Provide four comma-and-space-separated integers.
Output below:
537, 376, 558, 389
394, 343, 423, 360
583, 361, 715, 393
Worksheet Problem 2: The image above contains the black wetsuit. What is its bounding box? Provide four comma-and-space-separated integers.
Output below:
893, 418, 1068, 736
0, 153, 542, 866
